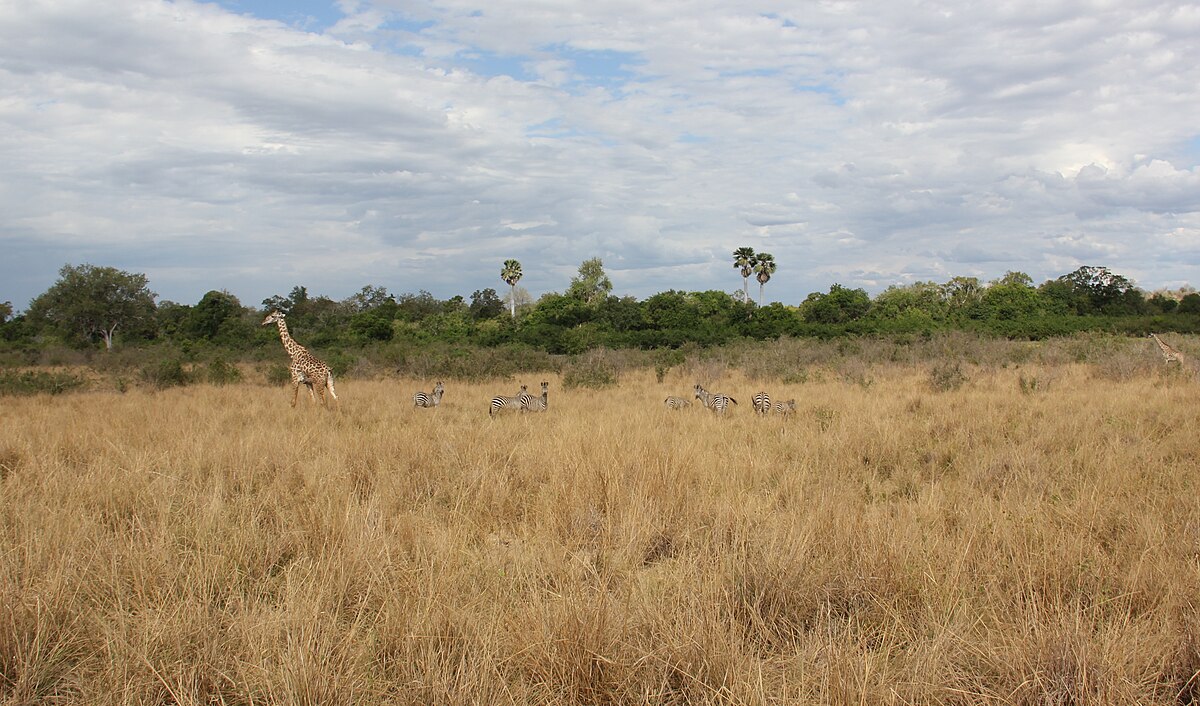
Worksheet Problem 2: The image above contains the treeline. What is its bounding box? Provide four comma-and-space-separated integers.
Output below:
2, 262, 1199, 358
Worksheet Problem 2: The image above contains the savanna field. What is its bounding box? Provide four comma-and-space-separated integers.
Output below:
3, 336, 1200, 704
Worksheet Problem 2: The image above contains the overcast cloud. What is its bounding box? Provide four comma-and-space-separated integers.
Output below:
2, 0, 1199, 309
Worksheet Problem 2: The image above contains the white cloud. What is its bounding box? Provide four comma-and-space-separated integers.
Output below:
2, 0, 1199, 309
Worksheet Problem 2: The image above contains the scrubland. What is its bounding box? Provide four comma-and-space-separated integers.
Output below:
2, 340, 1200, 704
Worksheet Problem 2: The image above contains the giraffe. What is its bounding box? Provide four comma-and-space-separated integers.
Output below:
261, 311, 338, 407
1148, 333, 1184, 365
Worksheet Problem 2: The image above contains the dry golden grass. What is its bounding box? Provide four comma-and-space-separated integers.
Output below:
2, 360, 1200, 704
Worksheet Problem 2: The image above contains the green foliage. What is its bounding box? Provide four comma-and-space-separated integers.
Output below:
141, 358, 190, 389
0, 369, 86, 396
801, 284, 871, 324
566, 257, 613, 305
203, 356, 243, 385
469, 288, 505, 320
27, 263, 157, 350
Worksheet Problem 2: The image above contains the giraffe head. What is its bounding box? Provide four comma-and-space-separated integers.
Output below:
262, 311, 286, 327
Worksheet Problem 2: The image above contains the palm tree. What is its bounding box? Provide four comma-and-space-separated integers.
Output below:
754, 252, 777, 306
501, 259, 523, 319
732, 247, 757, 303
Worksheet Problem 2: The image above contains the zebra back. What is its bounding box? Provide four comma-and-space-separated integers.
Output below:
695, 384, 737, 414
752, 391, 771, 415
490, 385, 529, 416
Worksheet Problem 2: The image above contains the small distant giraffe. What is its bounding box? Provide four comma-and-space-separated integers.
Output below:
1148, 333, 1184, 365
262, 311, 338, 407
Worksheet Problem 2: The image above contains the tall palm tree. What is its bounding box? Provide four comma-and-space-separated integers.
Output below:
754, 252, 777, 306
732, 247, 757, 303
501, 259, 523, 319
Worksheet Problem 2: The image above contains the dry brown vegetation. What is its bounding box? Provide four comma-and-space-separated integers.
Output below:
3, 343, 1200, 704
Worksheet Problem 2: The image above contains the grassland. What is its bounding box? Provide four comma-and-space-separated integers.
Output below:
2, 342, 1200, 704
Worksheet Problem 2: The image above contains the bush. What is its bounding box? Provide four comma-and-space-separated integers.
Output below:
141, 358, 190, 389
0, 369, 86, 396
928, 361, 967, 392
204, 356, 243, 385
563, 350, 619, 389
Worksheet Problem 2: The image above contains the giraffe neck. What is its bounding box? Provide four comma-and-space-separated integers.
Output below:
274, 319, 306, 360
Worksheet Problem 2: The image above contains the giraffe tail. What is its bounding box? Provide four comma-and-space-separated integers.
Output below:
327, 371, 338, 400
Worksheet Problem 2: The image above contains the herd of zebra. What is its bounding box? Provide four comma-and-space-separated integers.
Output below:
412, 381, 795, 417
666, 384, 797, 416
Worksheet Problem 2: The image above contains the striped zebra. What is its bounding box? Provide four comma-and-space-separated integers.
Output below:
413, 381, 444, 408
694, 383, 737, 415
752, 391, 771, 415
773, 399, 797, 415
490, 385, 530, 416
664, 395, 692, 410
524, 381, 549, 412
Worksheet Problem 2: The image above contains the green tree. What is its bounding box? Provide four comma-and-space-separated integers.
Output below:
27, 264, 157, 350
469, 288, 505, 320
184, 290, 244, 341
0, 301, 12, 324
800, 284, 870, 324
753, 252, 777, 306
501, 260, 523, 319
942, 276, 983, 318
566, 257, 613, 306
732, 247, 757, 303
1052, 265, 1143, 315
1179, 293, 1200, 314
345, 285, 393, 312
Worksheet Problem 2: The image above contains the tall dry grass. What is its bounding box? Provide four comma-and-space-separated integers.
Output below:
2, 357, 1199, 704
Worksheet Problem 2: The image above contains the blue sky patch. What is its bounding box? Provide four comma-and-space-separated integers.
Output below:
209, 0, 343, 32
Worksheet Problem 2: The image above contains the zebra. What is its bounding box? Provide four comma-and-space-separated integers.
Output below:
490, 385, 530, 416
413, 381, 444, 408
694, 383, 737, 415
664, 395, 692, 410
524, 381, 549, 412
752, 391, 771, 415
773, 399, 797, 415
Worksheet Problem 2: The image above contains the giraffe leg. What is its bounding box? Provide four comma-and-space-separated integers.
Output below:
290, 382, 300, 407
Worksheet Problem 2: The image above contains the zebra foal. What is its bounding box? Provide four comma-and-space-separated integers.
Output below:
694, 383, 737, 415
490, 385, 530, 416
413, 381, 444, 408
664, 395, 692, 410
773, 399, 797, 415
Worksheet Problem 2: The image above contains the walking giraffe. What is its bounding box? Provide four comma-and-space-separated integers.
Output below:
1148, 333, 1184, 365
261, 311, 338, 407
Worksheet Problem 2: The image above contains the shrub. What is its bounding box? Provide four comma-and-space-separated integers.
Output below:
563, 350, 619, 389
204, 356, 243, 385
928, 361, 967, 392
141, 358, 190, 389
0, 369, 86, 396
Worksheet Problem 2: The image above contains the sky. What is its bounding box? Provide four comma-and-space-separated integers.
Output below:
3, 0, 1199, 311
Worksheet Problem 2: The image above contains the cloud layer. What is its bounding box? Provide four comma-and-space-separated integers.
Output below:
2, 0, 1199, 308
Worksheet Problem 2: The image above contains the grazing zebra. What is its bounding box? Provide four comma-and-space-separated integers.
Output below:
752, 391, 771, 415
773, 399, 797, 415
694, 383, 737, 415
524, 381, 549, 412
490, 385, 530, 417
413, 381, 444, 408
664, 395, 692, 410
